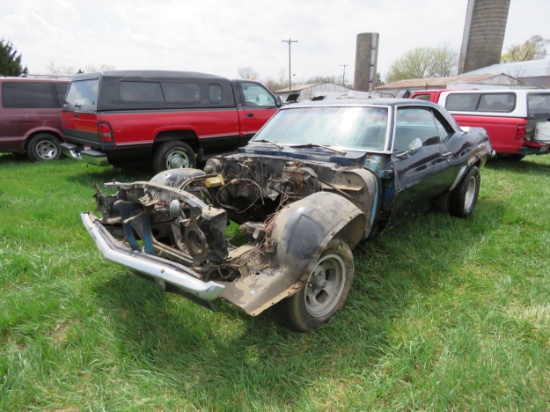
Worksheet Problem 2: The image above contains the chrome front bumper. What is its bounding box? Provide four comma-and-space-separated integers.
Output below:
81, 212, 225, 301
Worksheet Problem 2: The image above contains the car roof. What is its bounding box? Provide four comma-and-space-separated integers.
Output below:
71, 70, 229, 82
282, 98, 442, 109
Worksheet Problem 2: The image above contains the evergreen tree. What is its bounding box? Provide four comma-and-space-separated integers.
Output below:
0, 39, 28, 76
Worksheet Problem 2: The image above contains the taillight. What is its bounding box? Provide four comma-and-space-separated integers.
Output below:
98, 122, 113, 142
516, 125, 526, 141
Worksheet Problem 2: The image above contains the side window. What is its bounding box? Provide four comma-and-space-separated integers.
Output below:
2, 82, 56, 108
162, 82, 200, 102
64, 79, 99, 110
528, 93, 550, 115
208, 84, 223, 103
241, 82, 276, 108
55, 83, 69, 106
477, 93, 515, 112
120, 81, 163, 102
393, 107, 444, 153
445, 93, 480, 111
412, 94, 431, 101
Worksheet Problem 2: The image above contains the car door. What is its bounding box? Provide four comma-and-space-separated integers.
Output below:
236, 81, 279, 145
388, 106, 459, 225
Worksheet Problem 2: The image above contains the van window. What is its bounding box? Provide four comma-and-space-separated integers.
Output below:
477, 93, 515, 112
120, 82, 164, 102
528, 93, 550, 115
161, 82, 200, 103
2, 82, 56, 108
65, 79, 99, 110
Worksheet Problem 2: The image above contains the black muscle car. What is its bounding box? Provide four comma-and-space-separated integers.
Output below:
81, 99, 492, 331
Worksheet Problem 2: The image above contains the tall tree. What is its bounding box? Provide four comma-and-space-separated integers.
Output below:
0, 39, 28, 76
386, 45, 458, 83
501, 35, 550, 62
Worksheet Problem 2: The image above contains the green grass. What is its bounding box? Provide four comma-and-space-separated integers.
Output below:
1, 154, 549, 411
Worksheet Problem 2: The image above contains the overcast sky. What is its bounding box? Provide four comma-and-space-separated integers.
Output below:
1, 0, 548, 84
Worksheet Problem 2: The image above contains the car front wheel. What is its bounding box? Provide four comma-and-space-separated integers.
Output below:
449, 166, 480, 218
280, 238, 354, 332
152, 141, 196, 173
26, 134, 61, 161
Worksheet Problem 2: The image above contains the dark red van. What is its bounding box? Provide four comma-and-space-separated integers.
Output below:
0, 77, 69, 160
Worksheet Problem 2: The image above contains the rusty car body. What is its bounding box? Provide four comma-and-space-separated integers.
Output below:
81, 99, 492, 331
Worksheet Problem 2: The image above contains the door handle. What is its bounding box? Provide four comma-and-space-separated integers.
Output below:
247, 113, 254, 118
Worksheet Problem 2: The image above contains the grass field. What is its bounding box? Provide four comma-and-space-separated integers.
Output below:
1, 154, 549, 411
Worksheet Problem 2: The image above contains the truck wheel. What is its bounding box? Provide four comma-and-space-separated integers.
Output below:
26, 133, 61, 161
449, 166, 480, 218
153, 141, 196, 173
280, 238, 354, 332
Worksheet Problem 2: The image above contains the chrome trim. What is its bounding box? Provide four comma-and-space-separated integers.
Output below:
81, 212, 225, 301
60, 143, 82, 160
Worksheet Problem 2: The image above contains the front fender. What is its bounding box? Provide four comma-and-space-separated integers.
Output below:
220, 191, 367, 315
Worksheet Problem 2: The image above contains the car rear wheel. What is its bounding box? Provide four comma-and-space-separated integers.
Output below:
152, 141, 196, 173
26, 133, 61, 161
449, 166, 480, 218
279, 238, 354, 332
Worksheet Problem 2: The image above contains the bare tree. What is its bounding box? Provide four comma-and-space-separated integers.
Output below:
45, 61, 77, 76
45, 62, 116, 76
501, 35, 550, 62
386, 45, 458, 83
238, 66, 260, 80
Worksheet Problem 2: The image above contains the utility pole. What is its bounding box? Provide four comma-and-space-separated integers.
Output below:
340, 64, 349, 87
282, 38, 298, 92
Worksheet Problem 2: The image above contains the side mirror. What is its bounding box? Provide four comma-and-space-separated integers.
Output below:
395, 138, 423, 159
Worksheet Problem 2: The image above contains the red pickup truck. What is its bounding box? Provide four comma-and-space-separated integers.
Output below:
61, 71, 280, 172
410, 89, 550, 160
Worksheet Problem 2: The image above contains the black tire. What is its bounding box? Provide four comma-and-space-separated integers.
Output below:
496, 153, 525, 161
449, 166, 480, 218
279, 238, 354, 332
26, 133, 61, 161
152, 141, 196, 173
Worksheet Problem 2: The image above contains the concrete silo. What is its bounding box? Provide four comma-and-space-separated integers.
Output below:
354, 32, 379, 92
458, 0, 511, 74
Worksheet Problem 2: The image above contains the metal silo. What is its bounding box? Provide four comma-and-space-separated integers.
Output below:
458, 0, 511, 74
354, 32, 379, 92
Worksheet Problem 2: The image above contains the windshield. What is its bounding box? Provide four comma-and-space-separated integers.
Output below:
251, 106, 389, 151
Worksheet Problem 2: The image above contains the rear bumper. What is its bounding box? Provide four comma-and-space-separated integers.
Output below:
61, 143, 110, 166
518, 144, 550, 156
81, 212, 225, 301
